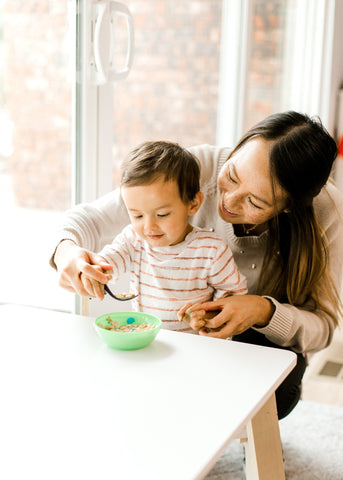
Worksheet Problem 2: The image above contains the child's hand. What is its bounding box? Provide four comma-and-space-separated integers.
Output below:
177, 302, 206, 331
80, 264, 108, 300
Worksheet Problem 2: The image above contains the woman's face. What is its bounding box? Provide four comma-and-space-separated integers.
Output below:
217, 138, 288, 225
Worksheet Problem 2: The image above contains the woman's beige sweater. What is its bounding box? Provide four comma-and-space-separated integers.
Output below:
51, 144, 343, 355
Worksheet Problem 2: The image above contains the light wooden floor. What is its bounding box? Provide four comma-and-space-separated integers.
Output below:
302, 326, 343, 406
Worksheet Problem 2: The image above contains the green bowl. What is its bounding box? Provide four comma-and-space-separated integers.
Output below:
94, 312, 162, 350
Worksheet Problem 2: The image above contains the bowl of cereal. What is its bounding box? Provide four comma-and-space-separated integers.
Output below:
94, 312, 162, 350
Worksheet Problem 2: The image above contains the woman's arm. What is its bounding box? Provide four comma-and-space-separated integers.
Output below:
51, 145, 230, 293
51, 189, 128, 293
51, 145, 228, 267
198, 294, 336, 354
198, 183, 343, 354
50, 188, 130, 269
262, 183, 343, 353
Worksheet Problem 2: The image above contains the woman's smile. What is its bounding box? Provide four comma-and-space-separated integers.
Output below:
221, 200, 239, 218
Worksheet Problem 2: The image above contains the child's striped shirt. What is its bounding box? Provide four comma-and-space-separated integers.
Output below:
100, 225, 247, 333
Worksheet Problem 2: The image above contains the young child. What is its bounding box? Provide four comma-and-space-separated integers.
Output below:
81, 141, 247, 333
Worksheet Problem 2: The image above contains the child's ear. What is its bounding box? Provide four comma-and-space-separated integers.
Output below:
188, 191, 204, 215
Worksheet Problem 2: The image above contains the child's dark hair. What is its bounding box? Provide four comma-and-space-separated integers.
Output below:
120, 141, 200, 202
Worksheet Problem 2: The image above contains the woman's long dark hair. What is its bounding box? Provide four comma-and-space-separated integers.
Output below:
230, 111, 341, 324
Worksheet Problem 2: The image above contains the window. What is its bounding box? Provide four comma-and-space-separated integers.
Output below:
1, 0, 341, 312
0, 1, 73, 310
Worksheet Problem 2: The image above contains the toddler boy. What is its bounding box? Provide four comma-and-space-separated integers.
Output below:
81, 141, 247, 332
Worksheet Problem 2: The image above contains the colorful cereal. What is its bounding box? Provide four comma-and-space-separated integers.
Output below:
115, 293, 136, 299
97, 316, 157, 333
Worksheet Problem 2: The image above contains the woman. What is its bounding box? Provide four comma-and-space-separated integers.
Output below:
52, 111, 343, 419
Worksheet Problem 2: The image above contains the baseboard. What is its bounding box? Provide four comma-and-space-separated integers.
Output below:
304, 339, 343, 384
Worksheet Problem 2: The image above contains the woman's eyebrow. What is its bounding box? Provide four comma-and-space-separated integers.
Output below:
231, 163, 272, 207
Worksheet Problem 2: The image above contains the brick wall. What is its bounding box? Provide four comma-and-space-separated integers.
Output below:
245, 0, 287, 129
110, 0, 222, 187
3, 1, 72, 210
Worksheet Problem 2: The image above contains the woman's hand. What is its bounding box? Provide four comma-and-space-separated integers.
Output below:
198, 295, 275, 339
54, 240, 113, 298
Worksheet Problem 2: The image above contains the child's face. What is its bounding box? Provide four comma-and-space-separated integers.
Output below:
121, 178, 202, 247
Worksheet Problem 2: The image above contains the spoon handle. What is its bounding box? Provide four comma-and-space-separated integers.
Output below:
104, 284, 117, 299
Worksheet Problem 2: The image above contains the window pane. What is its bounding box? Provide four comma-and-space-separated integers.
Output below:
0, 1, 73, 310
244, 0, 288, 130
111, 0, 223, 188
244, 0, 331, 131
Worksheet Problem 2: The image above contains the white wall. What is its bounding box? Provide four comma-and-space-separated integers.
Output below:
325, 1, 343, 192
326, 0, 343, 136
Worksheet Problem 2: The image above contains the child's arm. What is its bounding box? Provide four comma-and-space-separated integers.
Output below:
209, 242, 248, 298
82, 225, 135, 299
178, 302, 219, 331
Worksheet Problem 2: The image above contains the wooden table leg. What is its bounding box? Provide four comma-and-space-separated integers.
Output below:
80, 295, 90, 316
244, 393, 285, 480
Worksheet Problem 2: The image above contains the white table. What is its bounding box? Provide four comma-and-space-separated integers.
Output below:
0, 304, 296, 480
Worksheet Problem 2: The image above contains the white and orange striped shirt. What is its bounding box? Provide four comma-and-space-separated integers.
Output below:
100, 225, 247, 332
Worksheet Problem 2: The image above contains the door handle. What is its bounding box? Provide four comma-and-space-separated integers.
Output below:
91, 0, 134, 85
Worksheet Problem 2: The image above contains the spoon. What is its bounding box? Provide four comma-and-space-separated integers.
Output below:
104, 284, 138, 301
